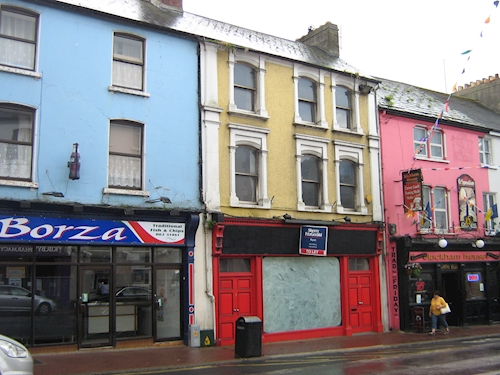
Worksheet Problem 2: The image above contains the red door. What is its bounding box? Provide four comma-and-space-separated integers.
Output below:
348, 273, 374, 333
218, 275, 253, 345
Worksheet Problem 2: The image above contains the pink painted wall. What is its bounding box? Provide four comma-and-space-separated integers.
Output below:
380, 112, 489, 239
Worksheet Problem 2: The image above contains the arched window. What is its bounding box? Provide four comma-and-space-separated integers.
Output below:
340, 159, 356, 209
0, 103, 34, 180
298, 77, 316, 122
335, 86, 352, 129
234, 63, 256, 111
235, 145, 258, 203
301, 155, 320, 207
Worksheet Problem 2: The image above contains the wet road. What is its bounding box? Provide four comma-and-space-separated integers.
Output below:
109, 336, 500, 375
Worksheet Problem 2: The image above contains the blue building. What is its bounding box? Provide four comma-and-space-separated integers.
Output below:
0, 0, 200, 348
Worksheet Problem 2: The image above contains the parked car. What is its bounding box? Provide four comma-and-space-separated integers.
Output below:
115, 286, 152, 303
0, 334, 33, 375
0, 285, 57, 315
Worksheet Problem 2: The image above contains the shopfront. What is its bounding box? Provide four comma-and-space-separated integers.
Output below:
0, 205, 199, 349
212, 218, 384, 346
396, 237, 500, 331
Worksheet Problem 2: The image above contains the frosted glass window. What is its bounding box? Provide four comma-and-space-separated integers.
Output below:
263, 257, 341, 333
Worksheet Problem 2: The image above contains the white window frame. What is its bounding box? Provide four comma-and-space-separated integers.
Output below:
293, 64, 327, 129
331, 74, 363, 135
295, 134, 330, 212
228, 51, 268, 119
229, 123, 270, 208
333, 140, 367, 214
109, 32, 149, 97
421, 186, 450, 234
484, 192, 497, 236
414, 125, 447, 161
479, 137, 491, 166
0, 5, 41, 78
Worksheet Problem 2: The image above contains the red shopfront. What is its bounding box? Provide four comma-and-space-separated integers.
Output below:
212, 218, 384, 346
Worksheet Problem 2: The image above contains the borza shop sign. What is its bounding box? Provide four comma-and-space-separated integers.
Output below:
0, 216, 185, 245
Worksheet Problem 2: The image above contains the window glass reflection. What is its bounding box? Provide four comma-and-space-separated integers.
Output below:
80, 247, 112, 263
154, 248, 182, 263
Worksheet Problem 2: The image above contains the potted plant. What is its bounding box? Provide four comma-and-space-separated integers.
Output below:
404, 262, 422, 277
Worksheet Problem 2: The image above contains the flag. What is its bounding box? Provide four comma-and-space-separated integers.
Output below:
492, 204, 498, 219
485, 208, 493, 221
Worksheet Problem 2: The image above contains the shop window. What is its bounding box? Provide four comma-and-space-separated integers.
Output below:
220, 258, 250, 273
262, 257, 341, 333
409, 272, 433, 304
349, 258, 369, 271
154, 248, 182, 263
465, 272, 485, 300
116, 247, 151, 263
79, 246, 112, 263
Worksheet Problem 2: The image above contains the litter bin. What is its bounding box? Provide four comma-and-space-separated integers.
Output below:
234, 316, 262, 358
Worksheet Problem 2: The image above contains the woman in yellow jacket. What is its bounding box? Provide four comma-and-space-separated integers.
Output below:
429, 290, 450, 335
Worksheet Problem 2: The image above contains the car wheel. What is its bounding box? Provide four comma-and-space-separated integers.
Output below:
37, 302, 51, 315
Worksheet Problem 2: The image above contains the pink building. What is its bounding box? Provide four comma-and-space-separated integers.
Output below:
378, 79, 500, 332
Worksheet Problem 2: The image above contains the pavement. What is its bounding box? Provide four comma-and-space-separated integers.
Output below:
32, 324, 500, 375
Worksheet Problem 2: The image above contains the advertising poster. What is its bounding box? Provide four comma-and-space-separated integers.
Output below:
402, 169, 423, 212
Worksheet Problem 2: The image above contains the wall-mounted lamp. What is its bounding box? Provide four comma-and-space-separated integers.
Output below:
344, 216, 351, 223
438, 238, 448, 248
145, 197, 171, 204
283, 213, 292, 220
42, 191, 64, 198
474, 239, 485, 249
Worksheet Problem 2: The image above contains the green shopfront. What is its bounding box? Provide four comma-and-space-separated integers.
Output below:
0, 209, 199, 349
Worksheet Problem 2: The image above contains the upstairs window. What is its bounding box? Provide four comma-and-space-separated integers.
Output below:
0, 104, 34, 181
301, 155, 320, 207
339, 159, 356, 209
479, 137, 491, 165
108, 121, 143, 189
335, 86, 352, 129
421, 186, 449, 233
0, 6, 38, 70
234, 63, 256, 112
298, 78, 317, 123
414, 127, 444, 159
235, 145, 258, 203
484, 193, 497, 235
112, 33, 144, 91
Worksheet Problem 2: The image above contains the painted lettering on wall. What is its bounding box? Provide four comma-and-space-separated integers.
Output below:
409, 251, 500, 263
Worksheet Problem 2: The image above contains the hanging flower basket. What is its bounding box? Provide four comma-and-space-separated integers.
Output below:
404, 262, 422, 277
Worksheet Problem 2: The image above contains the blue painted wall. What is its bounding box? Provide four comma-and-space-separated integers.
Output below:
0, 0, 201, 210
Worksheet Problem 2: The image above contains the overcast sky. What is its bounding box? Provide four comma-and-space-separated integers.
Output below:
183, 0, 500, 94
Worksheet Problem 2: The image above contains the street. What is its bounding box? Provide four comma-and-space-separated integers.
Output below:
107, 336, 500, 375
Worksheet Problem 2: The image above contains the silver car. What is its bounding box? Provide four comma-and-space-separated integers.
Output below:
0, 285, 57, 315
0, 334, 33, 375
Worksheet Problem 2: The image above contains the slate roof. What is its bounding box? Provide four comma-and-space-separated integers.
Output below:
36, 0, 373, 80
377, 78, 500, 132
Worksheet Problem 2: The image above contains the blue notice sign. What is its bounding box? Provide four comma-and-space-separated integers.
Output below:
299, 226, 328, 256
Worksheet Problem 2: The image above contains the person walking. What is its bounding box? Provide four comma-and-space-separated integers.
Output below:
429, 290, 450, 335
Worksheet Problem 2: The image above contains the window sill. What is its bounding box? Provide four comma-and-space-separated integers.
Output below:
335, 206, 368, 215
293, 120, 329, 130
108, 86, 150, 98
0, 65, 42, 79
0, 179, 38, 188
228, 109, 269, 121
332, 126, 364, 136
230, 197, 271, 209
297, 204, 332, 213
480, 164, 497, 170
413, 155, 449, 163
103, 188, 150, 197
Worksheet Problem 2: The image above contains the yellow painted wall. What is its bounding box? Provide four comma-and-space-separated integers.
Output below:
216, 48, 374, 222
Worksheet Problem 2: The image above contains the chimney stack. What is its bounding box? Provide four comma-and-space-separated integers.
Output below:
297, 22, 339, 58
150, 0, 183, 11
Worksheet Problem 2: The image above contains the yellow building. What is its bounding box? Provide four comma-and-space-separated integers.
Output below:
200, 22, 386, 345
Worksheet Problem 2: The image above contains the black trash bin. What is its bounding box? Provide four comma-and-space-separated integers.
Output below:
234, 316, 262, 358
